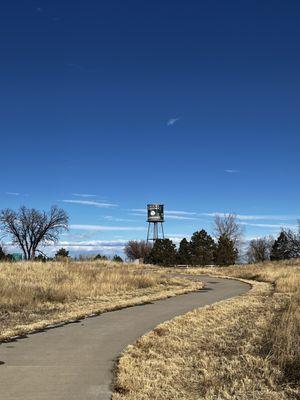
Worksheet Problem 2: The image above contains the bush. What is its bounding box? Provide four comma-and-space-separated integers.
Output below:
112, 255, 123, 263
124, 240, 152, 261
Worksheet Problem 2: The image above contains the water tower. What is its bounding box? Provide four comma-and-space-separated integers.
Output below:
146, 204, 165, 242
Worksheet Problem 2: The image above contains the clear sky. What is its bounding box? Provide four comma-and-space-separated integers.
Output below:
1, 1, 300, 256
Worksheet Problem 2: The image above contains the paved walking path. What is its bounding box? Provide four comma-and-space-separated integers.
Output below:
0, 275, 249, 400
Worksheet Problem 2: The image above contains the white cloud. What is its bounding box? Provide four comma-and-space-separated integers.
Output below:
70, 224, 145, 231
167, 215, 198, 220
72, 193, 97, 198
62, 200, 117, 208
200, 212, 298, 221
131, 208, 146, 213
225, 169, 239, 173
5, 192, 20, 196
240, 222, 297, 229
46, 240, 127, 255
167, 210, 197, 216
103, 216, 136, 222
167, 117, 180, 126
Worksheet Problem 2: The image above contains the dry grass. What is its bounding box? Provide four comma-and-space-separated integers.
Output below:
0, 260, 202, 341
113, 261, 300, 400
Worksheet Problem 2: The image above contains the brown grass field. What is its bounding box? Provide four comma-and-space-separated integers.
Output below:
0, 260, 203, 341
113, 260, 300, 400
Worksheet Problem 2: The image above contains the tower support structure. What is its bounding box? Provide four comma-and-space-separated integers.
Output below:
147, 221, 164, 242
146, 204, 165, 243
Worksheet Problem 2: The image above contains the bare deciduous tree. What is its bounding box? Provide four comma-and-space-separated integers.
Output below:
0, 206, 69, 260
246, 236, 274, 263
213, 213, 243, 246
124, 240, 152, 261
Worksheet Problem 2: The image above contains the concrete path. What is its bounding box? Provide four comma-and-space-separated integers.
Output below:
0, 275, 249, 400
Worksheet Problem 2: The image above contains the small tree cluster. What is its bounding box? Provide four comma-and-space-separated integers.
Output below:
141, 230, 238, 267
270, 228, 300, 261
112, 255, 123, 263
246, 224, 300, 264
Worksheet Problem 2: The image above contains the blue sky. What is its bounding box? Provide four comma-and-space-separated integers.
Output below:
1, 1, 300, 256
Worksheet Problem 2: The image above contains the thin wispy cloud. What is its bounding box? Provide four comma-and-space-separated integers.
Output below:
240, 222, 298, 229
167, 210, 197, 216
131, 209, 146, 214
66, 63, 85, 71
167, 215, 198, 220
225, 169, 239, 174
72, 193, 97, 198
167, 117, 180, 126
104, 216, 136, 222
70, 224, 145, 231
62, 200, 117, 208
200, 212, 298, 221
5, 192, 20, 196
50, 240, 127, 254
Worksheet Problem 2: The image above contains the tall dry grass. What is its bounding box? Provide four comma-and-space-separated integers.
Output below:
113, 261, 300, 400
0, 260, 202, 341
182, 259, 300, 386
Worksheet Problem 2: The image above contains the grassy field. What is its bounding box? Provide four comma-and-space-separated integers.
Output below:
113, 260, 300, 400
0, 260, 203, 341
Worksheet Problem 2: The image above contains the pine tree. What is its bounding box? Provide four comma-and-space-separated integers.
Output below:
189, 230, 216, 266
112, 255, 123, 263
0, 246, 6, 261
177, 238, 191, 264
214, 235, 238, 266
55, 248, 69, 259
270, 231, 292, 261
145, 239, 177, 266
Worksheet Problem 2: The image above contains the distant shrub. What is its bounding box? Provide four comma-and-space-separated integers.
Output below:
112, 255, 123, 263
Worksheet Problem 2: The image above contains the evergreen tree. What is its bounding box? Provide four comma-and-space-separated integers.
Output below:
112, 255, 123, 263
190, 230, 216, 266
94, 254, 108, 261
214, 235, 238, 266
55, 248, 69, 259
270, 231, 292, 261
0, 246, 6, 261
177, 238, 191, 264
145, 239, 177, 266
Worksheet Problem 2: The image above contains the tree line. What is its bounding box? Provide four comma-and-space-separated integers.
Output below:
247, 227, 300, 263
125, 231, 238, 266
125, 216, 300, 266
125, 214, 242, 266
1, 206, 299, 265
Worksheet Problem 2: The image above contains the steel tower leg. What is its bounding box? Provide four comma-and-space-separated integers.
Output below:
161, 222, 165, 239
147, 222, 151, 243
153, 222, 158, 240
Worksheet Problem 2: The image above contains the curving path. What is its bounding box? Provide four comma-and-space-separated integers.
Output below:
0, 275, 249, 400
